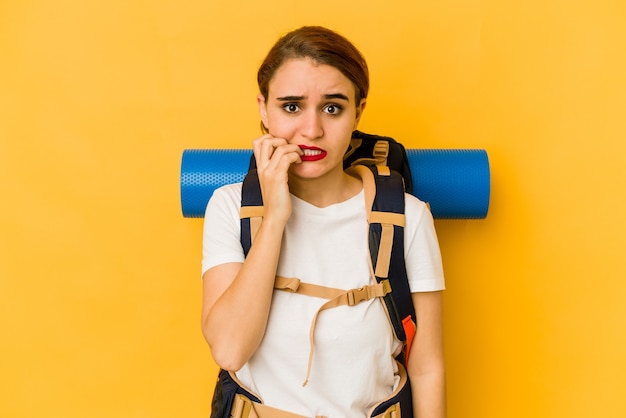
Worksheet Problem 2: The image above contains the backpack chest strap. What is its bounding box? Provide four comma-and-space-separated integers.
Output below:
274, 276, 391, 387
275, 276, 391, 306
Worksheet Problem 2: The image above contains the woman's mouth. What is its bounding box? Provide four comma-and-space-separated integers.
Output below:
299, 145, 327, 162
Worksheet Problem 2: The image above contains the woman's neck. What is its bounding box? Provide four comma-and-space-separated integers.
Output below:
288, 168, 362, 208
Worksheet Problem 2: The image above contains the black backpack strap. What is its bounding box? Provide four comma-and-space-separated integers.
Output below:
345, 130, 413, 194
240, 169, 263, 257
348, 164, 417, 366
241, 159, 416, 364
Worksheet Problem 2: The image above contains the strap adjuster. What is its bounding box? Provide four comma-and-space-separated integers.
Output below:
347, 287, 369, 306
373, 140, 390, 161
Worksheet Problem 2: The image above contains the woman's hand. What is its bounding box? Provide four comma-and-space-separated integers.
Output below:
252, 134, 302, 226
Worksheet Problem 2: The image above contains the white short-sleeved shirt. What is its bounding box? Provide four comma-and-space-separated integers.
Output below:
202, 183, 445, 418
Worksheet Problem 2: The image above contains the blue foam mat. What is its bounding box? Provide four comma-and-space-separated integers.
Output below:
180, 149, 490, 219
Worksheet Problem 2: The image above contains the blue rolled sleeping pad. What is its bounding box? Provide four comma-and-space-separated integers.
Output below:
180, 149, 490, 219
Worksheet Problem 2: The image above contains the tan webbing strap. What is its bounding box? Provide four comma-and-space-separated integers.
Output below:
239, 206, 264, 218
376, 164, 391, 176
375, 223, 394, 279
231, 393, 310, 418
345, 165, 375, 221
273, 276, 301, 293
274, 276, 391, 308
240, 206, 264, 245
370, 211, 406, 227
274, 275, 391, 387
369, 211, 405, 279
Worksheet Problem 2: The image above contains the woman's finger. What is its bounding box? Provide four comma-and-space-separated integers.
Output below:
254, 136, 302, 173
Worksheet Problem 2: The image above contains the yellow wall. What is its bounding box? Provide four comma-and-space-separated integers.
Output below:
1, 1, 625, 417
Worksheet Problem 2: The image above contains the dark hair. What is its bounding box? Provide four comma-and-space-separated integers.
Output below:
257, 26, 369, 104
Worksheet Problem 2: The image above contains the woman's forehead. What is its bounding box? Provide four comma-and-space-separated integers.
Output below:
268, 58, 355, 100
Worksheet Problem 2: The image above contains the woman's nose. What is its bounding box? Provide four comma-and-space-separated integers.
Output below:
299, 110, 323, 139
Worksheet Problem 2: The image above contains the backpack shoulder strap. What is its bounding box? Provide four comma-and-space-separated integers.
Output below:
240, 168, 263, 256
240, 163, 417, 364
347, 164, 417, 365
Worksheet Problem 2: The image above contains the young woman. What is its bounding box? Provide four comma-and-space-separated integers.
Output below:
201, 26, 446, 418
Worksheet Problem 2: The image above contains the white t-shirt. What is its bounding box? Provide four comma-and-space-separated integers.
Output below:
202, 183, 445, 417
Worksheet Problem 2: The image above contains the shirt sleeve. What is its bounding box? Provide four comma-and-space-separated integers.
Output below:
404, 194, 446, 292
201, 183, 245, 277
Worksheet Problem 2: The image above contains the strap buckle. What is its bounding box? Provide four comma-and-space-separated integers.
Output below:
231, 394, 254, 418
373, 140, 390, 162
346, 280, 391, 306
347, 287, 369, 306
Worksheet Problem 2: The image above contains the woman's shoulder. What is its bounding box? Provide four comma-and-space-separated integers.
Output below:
404, 193, 430, 217
403, 192, 437, 233
205, 183, 243, 215
211, 183, 243, 203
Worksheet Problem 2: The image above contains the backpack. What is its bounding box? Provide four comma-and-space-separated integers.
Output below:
211, 131, 417, 418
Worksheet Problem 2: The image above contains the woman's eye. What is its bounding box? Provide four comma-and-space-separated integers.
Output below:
324, 104, 342, 115
283, 103, 300, 113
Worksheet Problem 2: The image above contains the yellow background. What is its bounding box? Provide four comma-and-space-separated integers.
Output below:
1, 1, 625, 417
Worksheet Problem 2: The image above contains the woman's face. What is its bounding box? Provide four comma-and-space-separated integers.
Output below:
258, 57, 366, 181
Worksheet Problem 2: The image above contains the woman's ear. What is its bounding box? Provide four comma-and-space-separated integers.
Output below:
257, 94, 269, 130
354, 98, 367, 129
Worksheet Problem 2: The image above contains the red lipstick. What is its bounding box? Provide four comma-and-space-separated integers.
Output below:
299, 145, 327, 162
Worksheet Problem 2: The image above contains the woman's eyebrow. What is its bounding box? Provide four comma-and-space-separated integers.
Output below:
275, 93, 350, 102
323, 93, 350, 101
276, 95, 305, 101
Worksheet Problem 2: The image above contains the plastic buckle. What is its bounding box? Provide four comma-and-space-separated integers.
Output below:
348, 287, 369, 306
373, 141, 389, 160
381, 279, 391, 295
231, 394, 253, 418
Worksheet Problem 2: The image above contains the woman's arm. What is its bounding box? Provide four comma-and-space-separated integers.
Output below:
200, 135, 302, 371
408, 290, 446, 418
200, 214, 287, 370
